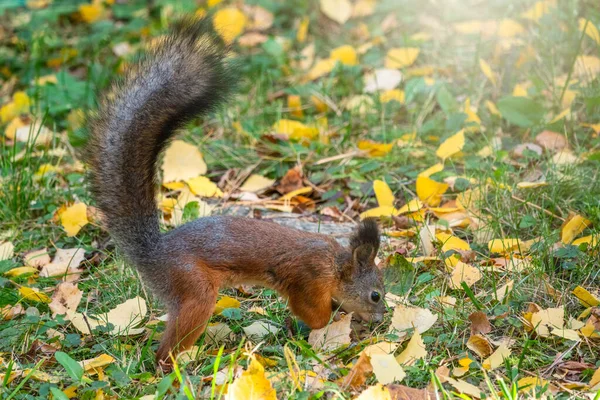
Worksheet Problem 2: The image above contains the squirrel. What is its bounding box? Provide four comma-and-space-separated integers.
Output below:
86, 17, 386, 366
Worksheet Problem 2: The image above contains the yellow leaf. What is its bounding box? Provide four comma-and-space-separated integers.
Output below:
287, 95, 304, 118
572, 286, 600, 307
5, 266, 39, 277
397, 199, 423, 215
561, 214, 591, 244
297, 16, 309, 43
390, 305, 438, 339
306, 58, 337, 81
446, 377, 483, 398
356, 384, 392, 400
479, 59, 496, 86
590, 367, 600, 389
68, 296, 147, 336
579, 18, 600, 45
5, 117, 27, 140
162, 140, 207, 183
373, 179, 394, 207
358, 140, 393, 157
531, 307, 564, 337
497, 19, 525, 37
370, 354, 405, 384
494, 280, 514, 303
396, 331, 427, 366
517, 376, 548, 394
379, 89, 405, 104
550, 108, 570, 123
513, 83, 528, 97
310, 95, 328, 113
352, 0, 376, 17
436, 129, 465, 159
488, 238, 525, 253
516, 181, 548, 189
359, 206, 399, 219
1, 91, 30, 123
449, 261, 481, 289
482, 344, 511, 370
214, 296, 241, 315
486, 100, 501, 116
63, 386, 78, 399
572, 235, 598, 247
467, 334, 493, 358
59, 203, 89, 237
418, 163, 443, 178
239, 174, 275, 193
416, 176, 448, 207
319, 0, 352, 25
79, 3, 103, 23
81, 354, 115, 373
186, 176, 223, 198
272, 119, 318, 141
436, 232, 470, 252
463, 98, 481, 126
521, 0, 556, 22
225, 355, 277, 400
330, 45, 358, 66
385, 48, 420, 69
213, 7, 247, 44
574, 55, 600, 81
19, 286, 51, 303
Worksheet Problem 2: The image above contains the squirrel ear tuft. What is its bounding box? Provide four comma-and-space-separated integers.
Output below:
350, 218, 380, 252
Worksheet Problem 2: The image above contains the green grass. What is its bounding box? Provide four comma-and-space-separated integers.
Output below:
1, 0, 600, 399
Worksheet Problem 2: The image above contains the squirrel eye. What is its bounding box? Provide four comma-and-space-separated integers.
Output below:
370, 291, 381, 303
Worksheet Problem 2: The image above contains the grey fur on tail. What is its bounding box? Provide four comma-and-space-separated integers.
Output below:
86, 17, 233, 268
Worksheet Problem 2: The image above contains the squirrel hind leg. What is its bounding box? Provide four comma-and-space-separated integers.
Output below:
156, 266, 220, 366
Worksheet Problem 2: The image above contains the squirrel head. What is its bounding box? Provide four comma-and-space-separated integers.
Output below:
333, 218, 385, 323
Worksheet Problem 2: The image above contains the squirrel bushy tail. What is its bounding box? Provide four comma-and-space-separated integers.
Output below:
87, 18, 232, 267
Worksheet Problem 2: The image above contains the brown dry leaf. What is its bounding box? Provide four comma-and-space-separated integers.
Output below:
224, 355, 277, 400
389, 305, 438, 339
1, 304, 25, 320
395, 331, 427, 366
343, 351, 372, 389
238, 32, 268, 47
24, 248, 51, 268
308, 313, 352, 352
49, 282, 82, 317
535, 130, 567, 152
482, 344, 511, 370
387, 384, 435, 400
68, 296, 147, 336
467, 334, 493, 358
161, 140, 207, 183
469, 311, 492, 335
371, 354, 405, 384
244, 5, 273, 31
40, 248, 85, 281
276, 166, 304, 194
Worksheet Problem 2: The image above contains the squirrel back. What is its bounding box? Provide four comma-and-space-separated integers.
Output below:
87, 18, 232, 268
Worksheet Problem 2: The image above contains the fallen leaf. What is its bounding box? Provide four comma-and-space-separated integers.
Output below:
446, 377, 482, 398
49, 282, 83, 317
531, 307, 564, 337
239, 174, 275, 193
467, 334, 493, 358
371, 354, 406, 384
272, 119, 318, 141
343, 351, 372, 389
287, 94, 303, 118
213, 7, 247, 44
5, 266, 39, 277
494, 280, 514, 302
205, 322, 233, 346
243, 321, 280, 340
24, 248, 51, 267
330, 45, 358, 66
186, 176, 224, 198
373, 179, 395, 207
590, 367, 600, 389
80, 353, 115, 374
306, 58, 337, 80
521, 0, 556, 22
19, 286, 51, 303
436, 130, 465, 159
2, 304, 25, 320
319, 0, 352, 25
345, 95, 375, 115
58, 203, 89, 237
572, 286, 600, 307
225, 355, 277, 400
416, 176, 448, 206
379, 89, 405, 104
40, 248, 85, 280
162, 140, 207, 183
395, 331, 427, 366
574, 55, 600, 82
517, 376, 548, 394
488, 238, 525, 254
449, 261, 481, 289
244, 5, 273, 31
482, 344, 511, 370
363, 69, 402, 92
469, 311, 492, 335
385, 48, 420, 69
79, 3, 103, 23
308, 313, 352, 352
579, 18, 600, 45
0, 241, 15, 261
389, 305, 438, 338
68, 296, 147, 336
214, 296, 241, 315
358, 140, 393, 157
550, 328, 581, 341
363, 341, 400, 357
418, 163, 444, 178
297, 16, 309, 43
535, 130, 567, 152
479, 59, 496, 86
561, 214, 591, 244
436, 232, 470, 252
